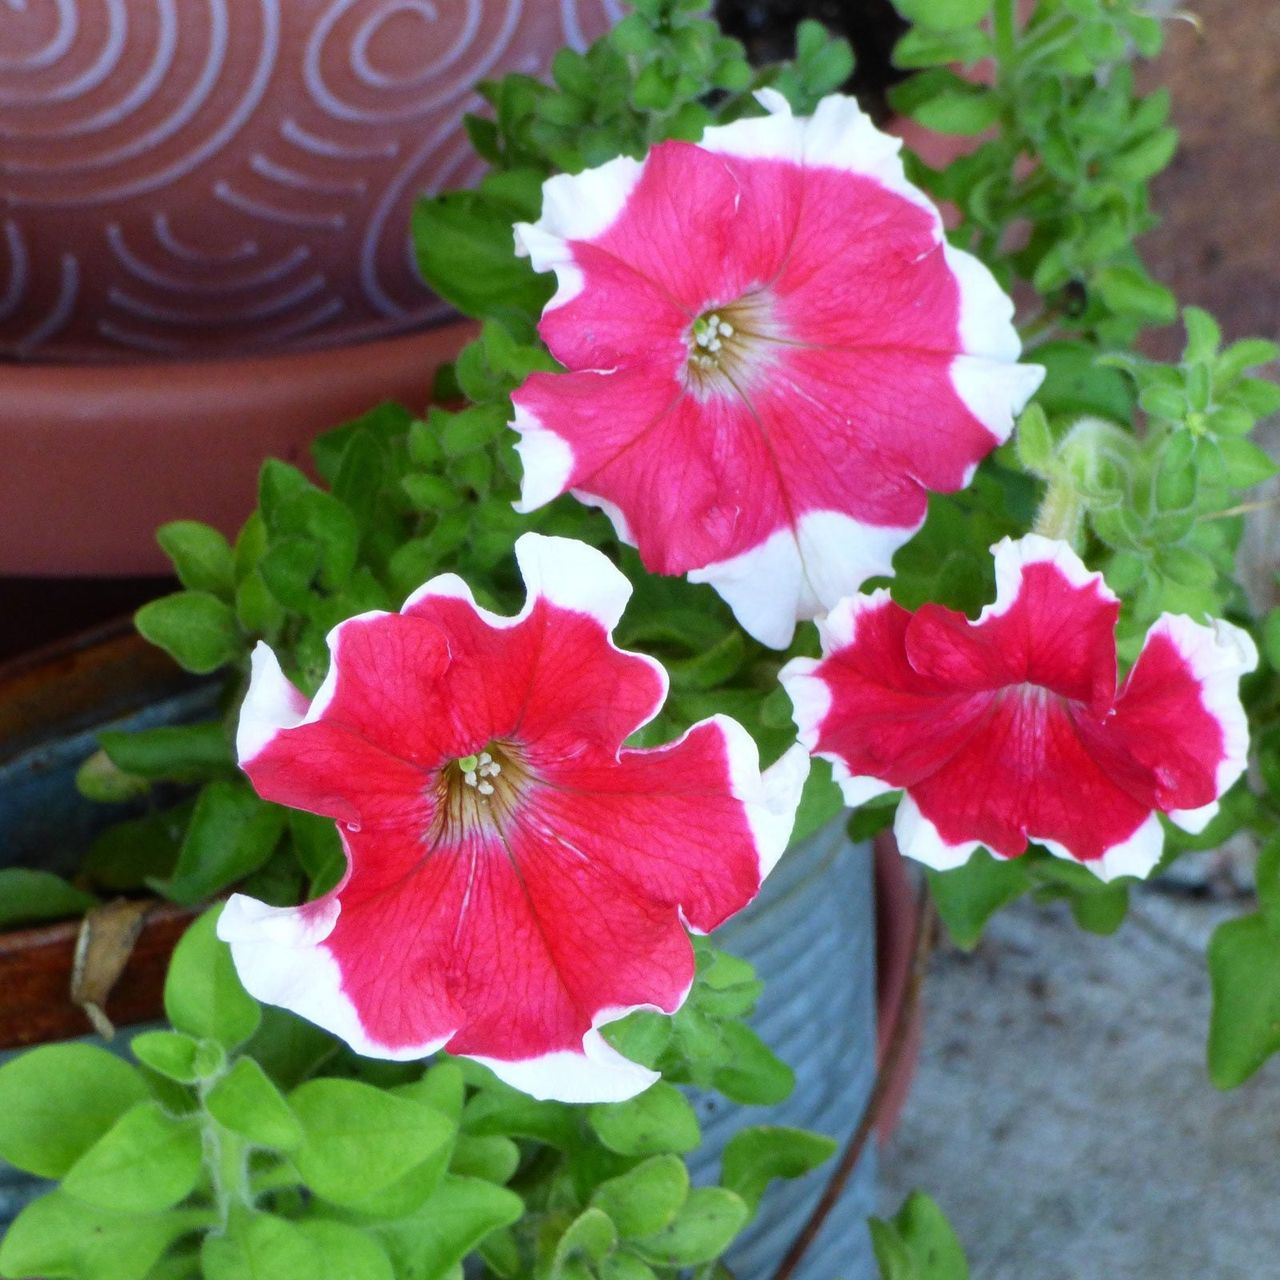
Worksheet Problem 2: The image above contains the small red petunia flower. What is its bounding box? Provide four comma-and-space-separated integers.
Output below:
780, 535, 1256, 881
217, 534, 807, 1102
509, 90, 1044, 649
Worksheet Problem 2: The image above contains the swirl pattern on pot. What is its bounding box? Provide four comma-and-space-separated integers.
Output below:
0, 0, 620, 361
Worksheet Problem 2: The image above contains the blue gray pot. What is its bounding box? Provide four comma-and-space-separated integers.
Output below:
692, 818, 877, 1280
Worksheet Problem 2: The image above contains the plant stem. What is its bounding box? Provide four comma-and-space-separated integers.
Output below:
1032, 473, 1085, 545
769, 876, 937, 1280
993, 0, 1019, 82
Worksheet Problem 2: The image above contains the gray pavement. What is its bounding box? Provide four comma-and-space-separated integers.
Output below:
877, 881, 1280, 1279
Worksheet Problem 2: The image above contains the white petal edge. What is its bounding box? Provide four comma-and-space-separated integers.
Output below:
1144, 613, 1259, 826
513, 153, 644, 311
950, 354, 1047, 448
236, 642, 309, 764
893, 793, 981, 872
237, 611, 393, 764
511, 397, 575, 513
216, 895, 453, 1062
688, 511, 914, 650
471, 1024, 660, 1105
699, 91, 938, 227
1039, 811, 1165, 884
980, 533, 1116, 625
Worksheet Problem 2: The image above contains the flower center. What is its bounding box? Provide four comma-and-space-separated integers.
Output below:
430, 741, 530, 843
685, 291, 782, 396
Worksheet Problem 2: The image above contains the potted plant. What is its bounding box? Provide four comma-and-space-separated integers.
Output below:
1, 0, 1277, 1276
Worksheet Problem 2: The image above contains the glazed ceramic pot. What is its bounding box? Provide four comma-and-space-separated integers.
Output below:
0, 0, 621, 575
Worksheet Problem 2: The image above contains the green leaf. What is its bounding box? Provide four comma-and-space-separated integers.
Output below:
164, 905, 262, 1049
1183, 307, 1222, 363
151, 779, 286, 905
1219, 438, 1277, 489
301, 1221, 396, 1280
130, 1030, 201, 1084
720, 1126, 837, 1215
206, 1057, 302, 1150
449, 1133, 521, 1184
927, 849, 1031, 949
590, 1155, 689, 1239
0, 1192, 206, 1280
289, 1078, 456, 1206
375, 1175, 524, 1280
889, 70, 1000, 136
1013, 403, 1054, 475
203, 1212, 320, 1280
1093, 265, 1177, 324
0, 1043, 148, 1178
631, 1187, 748, 1268
135, 591, 241, 674
83, 801, 192, 892
1033, 341, 1135, 424
157, 521, 235, 597
98, 721, 233, 782
0, 868, 96, 930
1216, 338, 1280, 384
870, 1191, 969, 1279
1106, 126, 1177, 183
1068, 882, 1129, 935
893, 0, 991, 30
588, 1082, 700, 1156
1208, 913, 1280, 1088
893, 25, 990, 69
413, 190, 550, 321
553, 1208, 619, 1275
63, 1102, 202, 1213
710, 1021, 795, 1105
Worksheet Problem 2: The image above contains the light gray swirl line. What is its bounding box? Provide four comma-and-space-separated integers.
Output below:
50, 0, 179, 138
100, 296, 347, 354
4, 0, 222, 178
250, 294, 345, 344
13, 0, 281, 205
351, 0, 441, 90
153, 210, 256, 263
95, 319, 187, 353
358, 110, 465, 318
107, 271, 326, 323
279, 116, 398, 161
250, 152, 368, 196
215, 179, 347, 230
107, 222, 310, 292
16, 252, 77, 351
557, 0, 585, 50
0, 0, 123, 107
304, 0, 507, 124
0, 218, 28, 321
0, 0, 75, 70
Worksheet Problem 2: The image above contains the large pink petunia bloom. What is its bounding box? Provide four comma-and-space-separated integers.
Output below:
509, 90, 1044, 649
217, 534, 807, 1102
780, 535, 1256, 881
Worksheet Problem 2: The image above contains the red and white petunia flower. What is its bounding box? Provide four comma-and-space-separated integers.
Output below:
780, 534, 1256, 881
509, 90, 1044, 649
217, 534, 807, 1103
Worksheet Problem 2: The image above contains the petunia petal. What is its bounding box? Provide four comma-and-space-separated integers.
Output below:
1107, 613, 1257, 829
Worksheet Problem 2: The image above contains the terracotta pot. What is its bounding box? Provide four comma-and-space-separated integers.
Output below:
0, 0, 621, 577
0, 319, 475, 576
0, 0, 620, 361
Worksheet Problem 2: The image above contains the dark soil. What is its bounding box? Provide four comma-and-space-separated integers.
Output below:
715, 0, 908, 118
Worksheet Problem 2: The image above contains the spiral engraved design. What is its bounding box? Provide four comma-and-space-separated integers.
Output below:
0, 0, 623, 360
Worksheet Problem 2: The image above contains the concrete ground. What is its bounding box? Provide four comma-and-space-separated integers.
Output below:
876, 883, 1280, 1279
